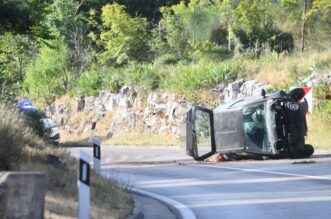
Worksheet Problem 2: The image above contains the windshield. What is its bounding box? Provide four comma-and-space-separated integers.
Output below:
243, 102, 270, 153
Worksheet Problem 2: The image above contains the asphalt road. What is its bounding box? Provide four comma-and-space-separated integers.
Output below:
69, 146, 331, 219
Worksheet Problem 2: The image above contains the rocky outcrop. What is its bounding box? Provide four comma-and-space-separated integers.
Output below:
220, 79, 274, 103
48, 87, 192, 137
0, 172, 46, 219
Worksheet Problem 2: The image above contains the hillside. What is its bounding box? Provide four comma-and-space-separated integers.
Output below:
0, 102, 133, 218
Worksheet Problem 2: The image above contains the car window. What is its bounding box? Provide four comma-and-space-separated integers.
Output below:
243, 102, 270, 153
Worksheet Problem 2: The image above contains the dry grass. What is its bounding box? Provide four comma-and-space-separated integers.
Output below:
307, 116, 331, 150
0, 101, 42, 170
239, 49, 331, 88
0, 101, 133, 219
20, 147, 133, 219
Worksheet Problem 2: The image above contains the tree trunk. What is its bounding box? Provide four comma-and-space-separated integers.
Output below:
301, 0, 308, 53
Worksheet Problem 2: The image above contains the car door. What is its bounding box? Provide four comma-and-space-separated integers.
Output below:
186, 105, 216, 161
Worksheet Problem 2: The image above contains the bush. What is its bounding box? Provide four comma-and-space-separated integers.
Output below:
75, 71, 104, 96
103, 69, 125, 93
189, 41, 231, 61
24, 40, 72, 102
124, 64, 160, 91
269, 31, 294, 53
162, 61, 237, 96
154, 54, 179, 66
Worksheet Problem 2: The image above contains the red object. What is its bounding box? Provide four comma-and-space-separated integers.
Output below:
214, 153, 226, 162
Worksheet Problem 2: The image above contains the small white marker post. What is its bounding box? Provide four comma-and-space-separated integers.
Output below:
78, 150, 90, 219
92, 136, 101, 174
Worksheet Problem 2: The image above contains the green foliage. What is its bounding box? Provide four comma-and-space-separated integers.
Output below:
75, 70, 104, 96
314, 57, 331, 70
0, 0, 48, 35
46, 0, 81, 39
161, 60, 237, 96
269, 31, 294, 53
124, 64, 160, 91
96, 3, 150, 65
186, 6, 218, 42
0, 33, 34, 96
314, 82, 329, 109
102, 69, 125, 93
46, 0, 92, 76
154, 54, 179, 66
156, 5, 189, 57
189, 41, 231, 61
24, 40, 71, 102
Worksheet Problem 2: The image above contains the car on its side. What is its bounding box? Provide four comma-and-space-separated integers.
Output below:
185, 88, 314, 161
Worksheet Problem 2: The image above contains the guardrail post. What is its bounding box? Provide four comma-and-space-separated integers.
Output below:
92, 136, 101, 174
78, 149, 90, 219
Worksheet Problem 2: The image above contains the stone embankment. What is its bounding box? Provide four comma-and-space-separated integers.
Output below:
48, 71, 331, 140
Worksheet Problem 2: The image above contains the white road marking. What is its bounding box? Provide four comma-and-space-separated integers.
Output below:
135, 176, 309, 188
195, 164, 331, 181
187, 195, 331, 208
129, 188, 197, 219
100, 170, 197, 219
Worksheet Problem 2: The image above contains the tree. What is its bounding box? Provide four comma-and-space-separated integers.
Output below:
96, 3, 150, 65
46, 0, 92, 76
0, 33, 35, 96
155, 0, 219, 57
218, 0, 277, 52
24, 40, 71, 102
0, 0, 48, 35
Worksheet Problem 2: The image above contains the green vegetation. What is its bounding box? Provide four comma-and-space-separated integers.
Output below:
0, 0, 330, 149
0, 0, 330, 101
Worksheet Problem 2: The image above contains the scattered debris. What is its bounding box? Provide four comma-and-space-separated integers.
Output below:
292, 160, 316, 164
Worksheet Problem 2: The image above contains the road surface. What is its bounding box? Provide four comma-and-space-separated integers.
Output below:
70, 146, 331, 219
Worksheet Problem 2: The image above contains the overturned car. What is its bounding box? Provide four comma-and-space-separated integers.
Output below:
185, 88, 314, 161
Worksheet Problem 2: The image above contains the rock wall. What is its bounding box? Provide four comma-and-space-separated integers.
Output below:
49, 86, 192, 138
48, 70, 330, 140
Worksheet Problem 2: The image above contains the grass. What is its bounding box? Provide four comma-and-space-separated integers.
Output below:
306, 99, 331, 150
242, 49, 331, 88
0, 101, 134, 219
20, 148, 133, 219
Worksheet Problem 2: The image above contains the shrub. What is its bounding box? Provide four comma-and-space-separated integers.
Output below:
123, 64, 160, 91
189, 41, 231, 61
269, 31, 294, 53
103, 69, 125, 93
162, 61, 237, 96
24, 40, 72, 102
154, 54, 179, 66
75, 71, 104, 96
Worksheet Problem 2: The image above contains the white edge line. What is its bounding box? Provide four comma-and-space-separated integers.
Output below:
195, 164, 331, 181
130, 187, 196, 219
